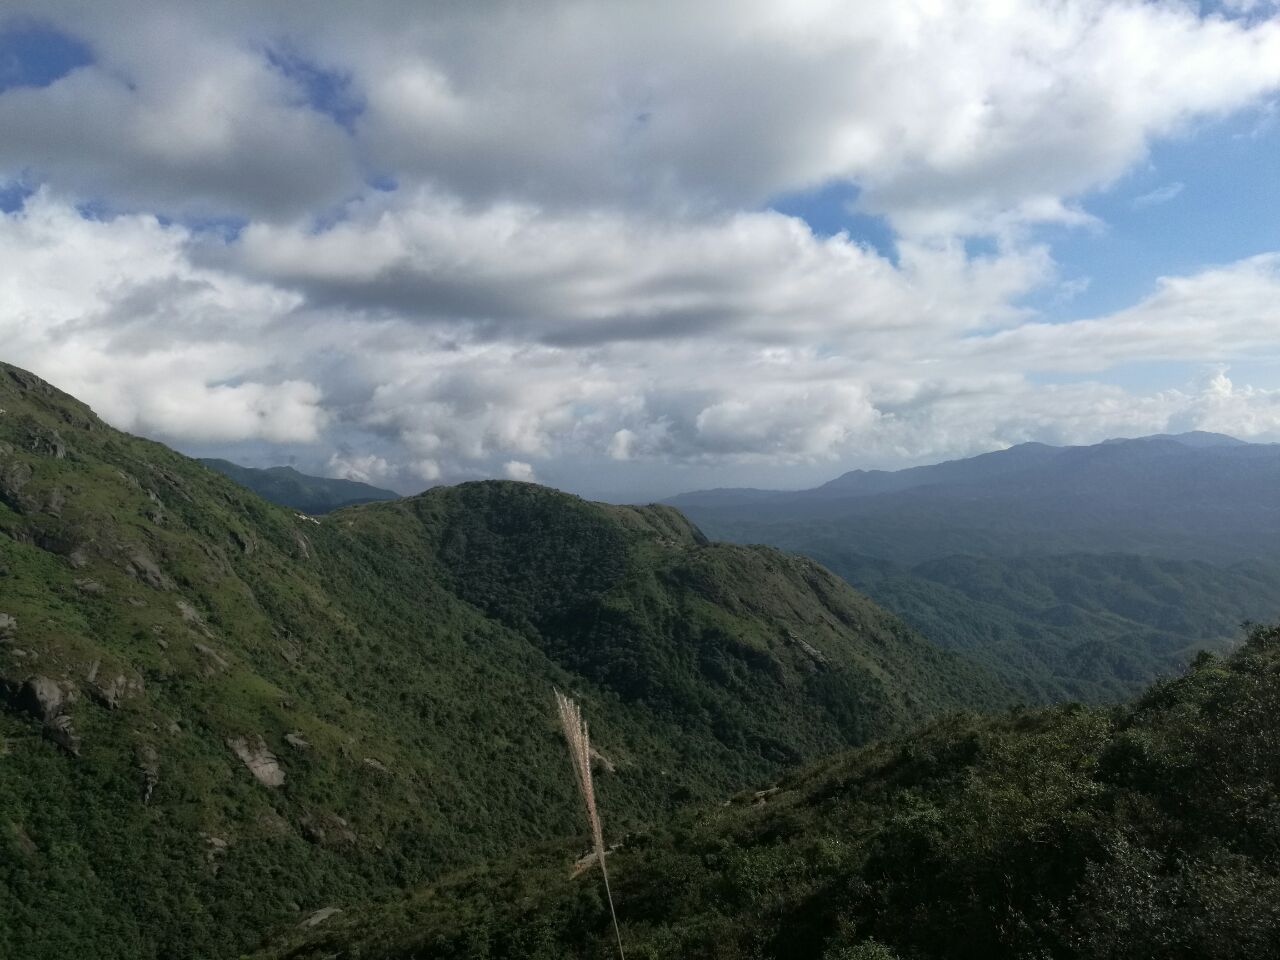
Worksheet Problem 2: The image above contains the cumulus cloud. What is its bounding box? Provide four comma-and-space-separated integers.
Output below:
5, 1, 1280, 232
503, 460, 536, 482
233, 189, 1048, 346
0, 191, 325, 443
1, 3, 1279, 494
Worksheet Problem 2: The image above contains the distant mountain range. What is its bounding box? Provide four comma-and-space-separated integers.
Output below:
667, 431, 1280, 564
666, 432, 1280, 698
199, 459, 399, 514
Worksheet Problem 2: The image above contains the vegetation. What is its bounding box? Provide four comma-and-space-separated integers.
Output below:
198, 458, 398, 514
669, 438, 1280, 701
263, 623, 1280, 960
0, 362, 999, 959
815, 550, 1280, 702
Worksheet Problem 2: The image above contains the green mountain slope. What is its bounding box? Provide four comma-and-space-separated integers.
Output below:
806, 549, 1280, 702
199, 458, 399, 514
264, 623, 1280, 960
0, 362, 1001, 959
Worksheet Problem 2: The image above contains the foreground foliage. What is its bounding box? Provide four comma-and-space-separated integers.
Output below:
266, 624, 1280, 960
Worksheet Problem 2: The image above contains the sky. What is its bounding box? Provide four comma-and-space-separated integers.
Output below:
2, 1, 1280, 501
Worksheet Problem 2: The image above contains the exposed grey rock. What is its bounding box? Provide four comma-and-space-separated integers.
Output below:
88, 673, 144, 710
44, 486, 66, 517
74, 577, 105, 595
194, 643, 228, 673
590, 746, 617, 774
126, 551, 171, 590
177, 600, 203, 624
43, 715, 81, 755
138, 744, 159, 803
301, 811, 357, 848
284, 732, 311, 751
299, 907, 342, 928
227, 735, 286, 788
28, 426, 67, 459
0, 613, 15, 638
362, 757, 389, 775
12, 675, 65, 720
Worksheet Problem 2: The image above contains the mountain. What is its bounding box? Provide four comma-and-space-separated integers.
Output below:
664, 433, 1280, 699
0, 362, 1002, 959
260, 623, 1280, 960
831, 551, 1280, 702
198, 458, 399, 514
667, 433, 1280, 564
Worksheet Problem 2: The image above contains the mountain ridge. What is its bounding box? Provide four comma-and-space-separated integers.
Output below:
198, 458, 399, 514
0, 361, 1002, 959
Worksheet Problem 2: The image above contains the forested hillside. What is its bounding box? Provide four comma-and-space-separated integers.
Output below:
198, 459, 399, 514
668, 435, 1280, 700
265, 623, 1280, 960
0, 362, 997, 959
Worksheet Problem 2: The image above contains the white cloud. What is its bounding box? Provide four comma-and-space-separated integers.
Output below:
5, 1, 1280, 233
2, 4, 1280, 494
0, 191, 324, 444
503, 460, 536, 482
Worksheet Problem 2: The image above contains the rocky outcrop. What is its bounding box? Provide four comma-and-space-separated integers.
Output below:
0, 613, 15, 639
284, 732, 311, 751
125, 550, 171, 590
301, 811, 358, 848
299, 906, 342, 928
11, 674, 66, 720
138, 744, 159, 803
1, 674, 82, 755
227, 735, 286, 788
43, 715, 81, 755
88, 673, 144, 710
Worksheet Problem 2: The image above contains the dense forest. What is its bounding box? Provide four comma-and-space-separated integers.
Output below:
265, 623, 1280, 959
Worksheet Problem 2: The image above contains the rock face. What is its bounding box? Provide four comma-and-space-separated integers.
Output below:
299, 906, 342, 928
227, 735, 286, 788
138, 744, 159, 803
88, 673, 144, 710
13, 675, 65, 720
0, 613, 15, 638
43, 715, 81, 755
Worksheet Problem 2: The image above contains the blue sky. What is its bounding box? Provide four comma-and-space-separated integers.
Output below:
2, 2, 1280, 498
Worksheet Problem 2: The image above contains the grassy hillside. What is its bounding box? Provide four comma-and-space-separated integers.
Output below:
199, 459, 399, 514
263, 623, 1280, 960
0, 362, 1001, 959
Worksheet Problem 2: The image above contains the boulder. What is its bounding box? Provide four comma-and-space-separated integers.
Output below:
299, 907, 342, 928
88, 673, 144, 710
43, 715, 81, 755
0, 613, 15, 639
227, 735, 286, 788
12, 675, 65, 720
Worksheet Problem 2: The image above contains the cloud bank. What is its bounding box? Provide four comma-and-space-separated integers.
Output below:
1, 1, 1279, 494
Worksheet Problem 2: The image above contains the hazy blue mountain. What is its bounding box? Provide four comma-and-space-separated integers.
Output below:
199, 458, 399, 514
665, 433, 1280, 698
667, 432, 1280, 564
